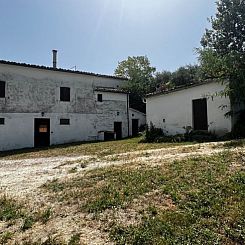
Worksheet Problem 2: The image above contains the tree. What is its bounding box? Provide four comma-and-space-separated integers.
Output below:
198, 0, 245, 105
171, 65, 201, 87
154, 71, 173, 91
154, 65, 201, 91
114, 56, 156, 96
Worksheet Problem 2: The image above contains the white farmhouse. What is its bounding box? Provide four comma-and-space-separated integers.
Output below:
0, 54, 145, 151
146, 80, 232, 136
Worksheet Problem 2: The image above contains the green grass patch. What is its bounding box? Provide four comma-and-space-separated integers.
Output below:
43, 166, 166, 213
223, 139, 245, 148
0, 194, 54, 235
0, 195, 25, 222
110, 151, 245, 244
0, 232, 13, 244
42, 150, 245, 244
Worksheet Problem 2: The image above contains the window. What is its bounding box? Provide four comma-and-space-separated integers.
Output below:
60, 119, 70, 125
39, 125, 48, 133
60, 87, 70, 102
0, 81, 6, 98
97, 94, 103, 102
0, 118, 5, 125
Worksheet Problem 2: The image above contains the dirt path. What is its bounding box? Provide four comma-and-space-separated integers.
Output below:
1, 141, 244, 244
0, 142, 227, 196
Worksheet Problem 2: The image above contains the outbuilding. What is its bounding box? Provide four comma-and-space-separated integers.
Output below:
146, 81, 232, 136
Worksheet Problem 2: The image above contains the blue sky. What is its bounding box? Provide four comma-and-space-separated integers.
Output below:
0, 0, 216, 75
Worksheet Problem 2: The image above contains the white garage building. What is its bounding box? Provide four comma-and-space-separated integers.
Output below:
146, 81, 232, 136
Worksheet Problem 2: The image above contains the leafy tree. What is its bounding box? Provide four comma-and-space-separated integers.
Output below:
114, 56, 156, 96
199, 0, 245, 106
154, 65, 201, 91
171, 65, 201, 86
154, 71, 174, 91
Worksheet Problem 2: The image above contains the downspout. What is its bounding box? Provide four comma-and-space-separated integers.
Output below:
127, 93, 130, 137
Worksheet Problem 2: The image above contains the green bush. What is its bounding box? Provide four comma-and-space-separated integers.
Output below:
141, 124, 164, 143
141, 124, 217, 143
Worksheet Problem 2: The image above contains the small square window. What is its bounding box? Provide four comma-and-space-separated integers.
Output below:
97, 94, 103, 102
0, 118, 5, 125
60, 87, 70, 102
0, 81, 6, 98
60, 119, 70, 125
39, 125, 48, 133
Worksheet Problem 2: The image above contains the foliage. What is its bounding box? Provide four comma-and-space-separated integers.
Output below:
141, 125, 217, 143
114, 56, 156, 96
0, 195, 24, 221
171, 65, 202, 86
110, 151, 245, 244
154, 65, 201, 91
141, 124, 164, 143
68, 233, 81, 245
199, 0, 245, 106
223, 139, 245, 148
0, 232, 13, 244
232, 109, 245, 138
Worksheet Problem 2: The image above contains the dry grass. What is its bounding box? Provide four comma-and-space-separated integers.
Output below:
0, 139, 244, 244
0, 137, 193, 160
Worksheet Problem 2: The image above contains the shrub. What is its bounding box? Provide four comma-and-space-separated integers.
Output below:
141, 124, 217, 143
141, 124, 164, 143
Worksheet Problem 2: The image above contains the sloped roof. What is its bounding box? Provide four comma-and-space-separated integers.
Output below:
95, 87, 128, 94
0, 60, 128, 81
146, 80, 214, 98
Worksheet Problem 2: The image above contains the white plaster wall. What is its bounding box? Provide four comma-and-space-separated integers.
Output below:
0, 111, 129, 151
146, 82, 232, 136
94, 91, 127, 102
0, 63, 129, 151
0, 63, 125, 89
0, 63, 127, 114
0, 114, 34, 151
129, 108, 146, 135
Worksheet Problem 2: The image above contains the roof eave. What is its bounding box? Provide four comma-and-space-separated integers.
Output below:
0, 60, 128, 81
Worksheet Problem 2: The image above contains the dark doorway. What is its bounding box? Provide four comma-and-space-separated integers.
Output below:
34, 118, 50, 148
192, 98, 208, 130
104, 132, 115, 141
132, 119, 139, 136
114, 122, 122, 140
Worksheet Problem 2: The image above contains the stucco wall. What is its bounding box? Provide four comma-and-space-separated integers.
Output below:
146, 82, 232, 136
0, 63, 129, 151
129, 108, 146, 135
0, 63, 125, 114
